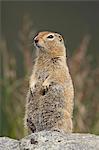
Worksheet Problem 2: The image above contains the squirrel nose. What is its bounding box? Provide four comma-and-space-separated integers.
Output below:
34, 38, 39, 44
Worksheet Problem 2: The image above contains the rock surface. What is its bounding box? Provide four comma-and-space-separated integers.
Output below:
0, 131, 99, 150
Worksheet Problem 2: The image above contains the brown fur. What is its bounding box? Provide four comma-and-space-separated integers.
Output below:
24, 31, 74, 134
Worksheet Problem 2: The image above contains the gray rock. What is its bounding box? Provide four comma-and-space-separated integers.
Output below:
0, 131, 99, 150
0, 137, 20, 150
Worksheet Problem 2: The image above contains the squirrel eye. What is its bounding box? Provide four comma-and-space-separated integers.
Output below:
47, 35, 54, 39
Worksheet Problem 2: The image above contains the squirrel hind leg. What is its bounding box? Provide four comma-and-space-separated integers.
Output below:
55, 109, 73, 133
58, 118, 73, 133
51, 115, 73, 133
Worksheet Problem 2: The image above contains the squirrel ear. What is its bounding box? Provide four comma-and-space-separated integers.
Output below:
59, 38, 62, 42
58, 35, 63, 42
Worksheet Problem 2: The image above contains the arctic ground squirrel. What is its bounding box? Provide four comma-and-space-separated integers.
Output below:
24, 31, 74, 134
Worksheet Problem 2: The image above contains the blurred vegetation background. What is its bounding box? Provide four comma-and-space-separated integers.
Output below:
0, 1, 99, 139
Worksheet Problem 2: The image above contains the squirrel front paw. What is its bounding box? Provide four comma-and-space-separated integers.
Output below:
42, 81, 54, 94
42, 81, 51, 91
41, 83, 50, 96
29, 80, 37, 96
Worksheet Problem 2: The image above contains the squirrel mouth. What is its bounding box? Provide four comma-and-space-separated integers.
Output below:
34, 42, 41, 48
34, 38, 40, 48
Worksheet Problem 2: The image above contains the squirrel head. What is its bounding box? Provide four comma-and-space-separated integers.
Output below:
33, 31, 66, 57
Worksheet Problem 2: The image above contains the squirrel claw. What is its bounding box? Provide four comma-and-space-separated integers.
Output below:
42, 82, 51, 91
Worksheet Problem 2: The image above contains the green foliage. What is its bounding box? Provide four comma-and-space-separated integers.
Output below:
0, 76, 25, 138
